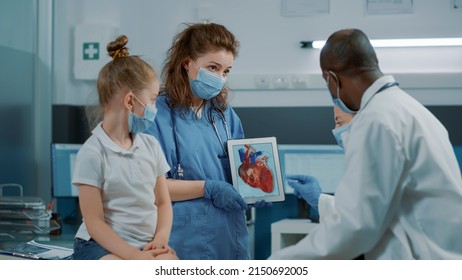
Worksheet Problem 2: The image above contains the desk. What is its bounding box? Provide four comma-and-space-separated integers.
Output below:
0, 253, 24, 260
271, 219, 318, 253
0, 236, 75, 260
0, 223, 77, 260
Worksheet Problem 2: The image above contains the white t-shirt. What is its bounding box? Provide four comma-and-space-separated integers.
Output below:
72, 123, 170, 249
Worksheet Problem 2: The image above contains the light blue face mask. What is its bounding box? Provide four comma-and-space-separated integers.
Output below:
190, 62, 226, 100
331, 123, 351, 149
328, 71, 358, 115
128, 95, 157, 133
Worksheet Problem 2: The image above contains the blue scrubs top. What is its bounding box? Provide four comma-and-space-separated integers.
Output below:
145, 94, 250, 260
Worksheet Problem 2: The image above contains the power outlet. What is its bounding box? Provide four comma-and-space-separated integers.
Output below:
255, 75, 271, 89
291, 75, 308, 89
272, 75, 290, 89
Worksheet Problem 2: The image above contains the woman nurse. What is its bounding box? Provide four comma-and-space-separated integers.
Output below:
146, 22, 267, 259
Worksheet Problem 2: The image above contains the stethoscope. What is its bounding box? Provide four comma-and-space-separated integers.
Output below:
210, 108, 231, 156
170, 106, 230, 179
377, 82, 399, 94
360, 81, 400, 111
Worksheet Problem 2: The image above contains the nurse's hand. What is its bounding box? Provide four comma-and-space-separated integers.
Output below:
249, 200, 273, 209
204, 180, 248, 211
286, 175, 321, 212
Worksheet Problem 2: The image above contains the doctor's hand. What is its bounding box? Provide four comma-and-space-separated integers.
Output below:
286, 175, 322, 212
204, 180, 248, 211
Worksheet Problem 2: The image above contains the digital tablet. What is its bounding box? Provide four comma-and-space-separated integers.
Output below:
227, 137, 285, 204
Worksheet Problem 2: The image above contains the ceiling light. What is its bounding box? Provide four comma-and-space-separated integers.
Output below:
301, 38, 462, 49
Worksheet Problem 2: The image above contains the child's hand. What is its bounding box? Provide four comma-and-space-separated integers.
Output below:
143, 238, 176, 255
130, 248, 170, 260
143, 238, 167, 250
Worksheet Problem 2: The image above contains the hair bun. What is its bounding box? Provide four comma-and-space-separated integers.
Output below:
107, 35, 129, 59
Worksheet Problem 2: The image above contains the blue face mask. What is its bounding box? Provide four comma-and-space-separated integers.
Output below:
128, 96, 157, 133
190, 62, 226, 100
331, 123, 351, 149
328, 71, 358, 115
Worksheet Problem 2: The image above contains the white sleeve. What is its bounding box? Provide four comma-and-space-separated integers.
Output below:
269, 114, 405, 259
72, 144, 103, 188
318, 194, 335, 222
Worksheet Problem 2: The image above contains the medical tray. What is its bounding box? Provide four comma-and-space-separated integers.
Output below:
0, 184, 45, 209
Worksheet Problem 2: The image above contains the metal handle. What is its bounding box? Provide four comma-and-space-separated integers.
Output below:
0, 183, 24, 197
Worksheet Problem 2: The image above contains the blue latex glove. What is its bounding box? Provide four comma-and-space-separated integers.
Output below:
286, 175, 322, 212
204, 180, 247, 211
248, 200, 273, 209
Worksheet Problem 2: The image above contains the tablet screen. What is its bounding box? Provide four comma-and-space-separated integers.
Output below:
227, 137, 285, 204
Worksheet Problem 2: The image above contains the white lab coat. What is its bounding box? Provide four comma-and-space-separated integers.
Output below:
269, 76, 462, 259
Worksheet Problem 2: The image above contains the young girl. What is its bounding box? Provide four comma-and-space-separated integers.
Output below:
72, 35, 177, 260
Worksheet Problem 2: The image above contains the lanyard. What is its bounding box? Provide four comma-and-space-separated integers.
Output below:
170, 107, 230, 179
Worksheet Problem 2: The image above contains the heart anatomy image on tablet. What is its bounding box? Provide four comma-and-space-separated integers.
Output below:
227, 137, 285, 204
238, 144, 274, 193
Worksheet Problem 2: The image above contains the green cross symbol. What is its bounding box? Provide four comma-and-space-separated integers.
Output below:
83, 42, 99, 60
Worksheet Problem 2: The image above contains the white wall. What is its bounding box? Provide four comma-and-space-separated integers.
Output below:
52, 0, 462, 106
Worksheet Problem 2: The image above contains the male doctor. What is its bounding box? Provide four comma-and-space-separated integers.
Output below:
269, 29, 462, 259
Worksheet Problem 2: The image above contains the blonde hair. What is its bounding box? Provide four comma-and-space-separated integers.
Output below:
97, 35, 158, 108
87, 35, 158, 129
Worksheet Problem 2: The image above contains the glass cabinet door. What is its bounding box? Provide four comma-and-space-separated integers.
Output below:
0, 0, 37, 196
